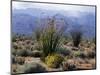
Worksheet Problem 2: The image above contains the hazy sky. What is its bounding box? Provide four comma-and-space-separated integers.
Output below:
12, 1, 95, 13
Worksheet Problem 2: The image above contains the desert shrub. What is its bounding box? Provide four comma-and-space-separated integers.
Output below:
39, 18, 65, 57
28, 50, 34, 56
74, 51, 81, 57
77, 50, 96, 59
16, 49, 32, 57
57, 47, 71, 56
12, 34, 17, 42
45, 53, 64, 68
78, 51, 87, 59
70, 28, 82, 47
16, 50, 28, 56
12, 33, 23, 42
12, 37, 17, 42
12, 48, 17, 56
31, 50, 42, 57
87, 50, 96, 58
62, 59, 76, 71
16, 49, 42, 57
23, 63, 46, 73
15, 56, 25, 65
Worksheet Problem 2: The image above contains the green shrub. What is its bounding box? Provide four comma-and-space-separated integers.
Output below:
12, 48, 17, 56
57, 47, 71, 56
74, 51, 81, 57
16, 49, 42, 57
39, 18, 64, 57
16, 50, 27, 56
23, 63, 46, 73
73, 51, 87, 58
45, 53, 64, 68
16, 49, 32, 57
12, 34, 17, 42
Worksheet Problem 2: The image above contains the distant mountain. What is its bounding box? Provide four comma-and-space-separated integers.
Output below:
12, 13, 39, 34
12, 8, 96, 39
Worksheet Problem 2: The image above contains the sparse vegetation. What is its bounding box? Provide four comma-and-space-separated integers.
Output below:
11, 14, 96, 74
